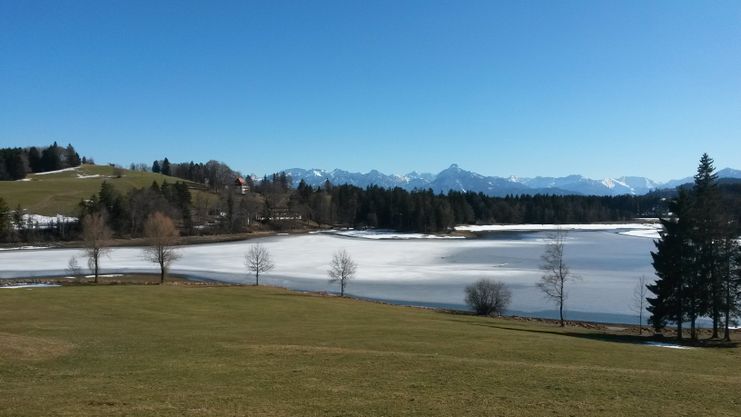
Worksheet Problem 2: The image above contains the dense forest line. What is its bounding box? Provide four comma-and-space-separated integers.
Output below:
0, 142, 86, 180
284, 181, 659, 233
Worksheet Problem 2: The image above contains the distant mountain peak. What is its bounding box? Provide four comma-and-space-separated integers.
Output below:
281, 165, 740, 197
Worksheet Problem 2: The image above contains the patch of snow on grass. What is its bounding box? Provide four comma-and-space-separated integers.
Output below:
643, 341, 693, 350
31, 166, 80, 176
0, 283, 61, 289
0, 246, 53, 251
76, 174, 102, 179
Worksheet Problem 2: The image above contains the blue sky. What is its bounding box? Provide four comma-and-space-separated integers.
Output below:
1, 0, 740, 182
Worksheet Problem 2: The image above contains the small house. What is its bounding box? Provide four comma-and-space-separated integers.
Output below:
233, 177, 250, 195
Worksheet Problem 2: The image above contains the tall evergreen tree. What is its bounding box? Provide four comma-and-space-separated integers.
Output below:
162, 157, 171, 176
65, 143, 81, 167
28, 146, 42, 172
0, 197, 11, 241
691, 153, 723, 338
648, 191, 694, 338
40, 142, 63, 171
718, 232, 741, 341
152, 160, 161, 173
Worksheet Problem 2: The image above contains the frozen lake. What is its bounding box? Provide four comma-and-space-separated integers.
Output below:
0, 226, 659, 324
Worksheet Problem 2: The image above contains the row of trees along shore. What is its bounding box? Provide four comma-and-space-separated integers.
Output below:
1, 151, 740, 244
78, 211, 179, 284
0, 142, 86, 180
648, 154, 741, 341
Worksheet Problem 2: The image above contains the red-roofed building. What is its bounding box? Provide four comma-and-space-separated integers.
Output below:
234, 177, 249, 195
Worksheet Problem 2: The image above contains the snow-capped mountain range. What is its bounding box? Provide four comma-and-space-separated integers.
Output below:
282, 165, 741, 197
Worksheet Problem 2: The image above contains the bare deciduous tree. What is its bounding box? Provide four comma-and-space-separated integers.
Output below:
82, 212, 112, 284
66, 255, 83, 280
537, 229, 576, 327
143, 212, 180, 284
245, 244, 274, 286
465, 279, 511, 316
328, 249, 357, 297
631, 275, 649, 335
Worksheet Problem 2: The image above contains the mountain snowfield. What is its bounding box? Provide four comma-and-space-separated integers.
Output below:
283, 164, 740, 197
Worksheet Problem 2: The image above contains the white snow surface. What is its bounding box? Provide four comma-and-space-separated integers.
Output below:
0, 283, 61, 289
22, 214, 78, 226
76, 174, 102, 179
643, 342, 693, 350
619, 229, 662, 239
455, 223, 662, 233
84, 274, 123, 278
31, 167, 79, 175
0, 246, 52, 251
318, 229, 466, 240
0, 228, 660, 321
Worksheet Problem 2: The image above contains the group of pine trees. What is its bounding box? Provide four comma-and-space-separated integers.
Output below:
78, 180, 193, 238
148, 158, 240, 191
648, 154, 741, 341
0, 142, 83, 180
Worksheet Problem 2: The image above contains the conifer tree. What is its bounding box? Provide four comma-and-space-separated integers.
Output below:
162, 157, 171, 176
648, 191, 693, 338
28, 147, 42, 172
0, 198, 10, 241
719, 232, 741, 341
65, 144, 81, 167
152, 160, 161, 173
691, 153, 723, 338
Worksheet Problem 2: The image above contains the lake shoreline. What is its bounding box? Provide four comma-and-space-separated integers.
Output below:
0, 220, 662, 251
2, 274, 731, 341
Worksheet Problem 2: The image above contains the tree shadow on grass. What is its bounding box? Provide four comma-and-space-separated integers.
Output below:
440, 315, 739, 349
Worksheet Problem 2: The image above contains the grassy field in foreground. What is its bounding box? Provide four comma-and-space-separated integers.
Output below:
1, 285, 740, 417
0, 164, 209, 216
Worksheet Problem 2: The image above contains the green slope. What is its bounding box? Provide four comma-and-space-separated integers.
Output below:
1, 285, 739, 416
0, 164, 208, 216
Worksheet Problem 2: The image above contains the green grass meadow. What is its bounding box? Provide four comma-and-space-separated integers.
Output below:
1, 284, 740, 416
0, 165, 207, 216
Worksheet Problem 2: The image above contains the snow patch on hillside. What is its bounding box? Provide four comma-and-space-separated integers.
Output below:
31, 167, 80, 176
20, 214, 78, 228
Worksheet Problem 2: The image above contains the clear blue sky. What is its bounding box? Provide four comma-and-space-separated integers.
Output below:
1, 0, 740, 182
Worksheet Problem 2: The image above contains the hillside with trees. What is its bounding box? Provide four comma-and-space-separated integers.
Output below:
0, 142, 84, 180
2, 150, 741, 246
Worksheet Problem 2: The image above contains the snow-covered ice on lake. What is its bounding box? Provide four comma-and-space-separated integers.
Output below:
455, 223, 662, 233
317, 229, 466, 240
0, 227, 659, 324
